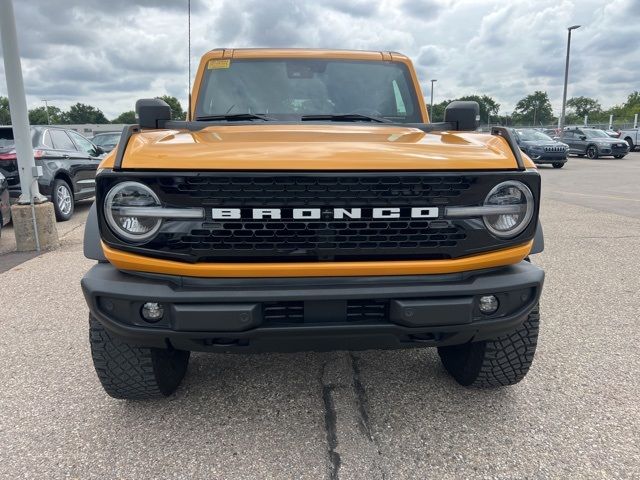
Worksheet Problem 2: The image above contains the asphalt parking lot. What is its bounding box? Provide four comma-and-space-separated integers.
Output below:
1, 153, 639, 479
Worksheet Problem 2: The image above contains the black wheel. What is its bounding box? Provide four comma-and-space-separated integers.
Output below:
624, 138, 635, 152
613, 154, 625, 159
552, 162, 564, 168
586, 145, 599, 159
438, 305, 540, 387
52, 179, 74, 221
89, 315, 190, 399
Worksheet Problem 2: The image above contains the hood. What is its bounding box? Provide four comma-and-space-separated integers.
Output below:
102, 124, 532, 171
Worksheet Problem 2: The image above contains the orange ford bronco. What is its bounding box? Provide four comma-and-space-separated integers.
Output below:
81, 49, 544, 399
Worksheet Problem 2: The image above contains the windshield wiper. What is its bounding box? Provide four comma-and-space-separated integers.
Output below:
301, 113, 392, 123
195, 113, 275, 121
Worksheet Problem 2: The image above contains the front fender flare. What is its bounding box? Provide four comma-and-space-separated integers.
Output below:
83, 202, 106, 261
530, 222, 544, 254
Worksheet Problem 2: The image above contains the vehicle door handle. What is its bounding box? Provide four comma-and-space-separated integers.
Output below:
62, 154, 70, 159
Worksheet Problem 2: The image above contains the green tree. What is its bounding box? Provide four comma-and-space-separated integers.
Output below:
429, 95, 499, 124
513, 91, 555, 126
28, 105, 63, 125
566, 96, 602, 119
156, 95, 185, 120
0, 96, 11, 125
458, 95, 500, 124
624, 91, 640, 109
112, 111, 136, 124
64, 103, 109, 124
429, 100, 450, 122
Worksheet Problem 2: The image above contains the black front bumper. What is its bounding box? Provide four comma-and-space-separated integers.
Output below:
81, 261, 544, 353
530, 154, 568, 164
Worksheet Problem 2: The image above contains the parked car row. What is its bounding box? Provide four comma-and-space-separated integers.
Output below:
0, 126, 107, 221
509, 125, 632, 168
558, 127, 629, 159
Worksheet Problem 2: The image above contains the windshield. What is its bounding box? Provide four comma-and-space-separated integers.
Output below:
515, 129, 553, 142
93, 133, 120, 146
0, 128, 14, 149
195, 59, 422, 123
583, 129, 610, 138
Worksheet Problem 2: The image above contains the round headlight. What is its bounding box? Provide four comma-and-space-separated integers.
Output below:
104, 181, 162, 242
483, 181, 534, 238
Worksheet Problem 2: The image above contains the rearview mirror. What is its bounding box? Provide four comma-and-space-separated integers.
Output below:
444, 101, 480, 131
135, 98, 171, 129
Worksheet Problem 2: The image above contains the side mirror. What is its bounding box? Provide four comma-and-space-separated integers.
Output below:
135, 98, 171, 129
580, 135, 587, 140
444, 101, 480, 131
94, 145, 105, 155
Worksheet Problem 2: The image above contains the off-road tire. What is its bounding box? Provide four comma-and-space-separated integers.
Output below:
52, 178, 74, 221
438, 305, 540, 388
586, 145, 599, 159
552, 162, 564, 168
89, 315, 190, 399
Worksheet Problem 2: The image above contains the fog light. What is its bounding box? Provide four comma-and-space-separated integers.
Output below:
479, 295, 499, 314
141, 302, 164, 322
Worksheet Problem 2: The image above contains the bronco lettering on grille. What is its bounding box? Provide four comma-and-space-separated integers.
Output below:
211, 207, 440, 220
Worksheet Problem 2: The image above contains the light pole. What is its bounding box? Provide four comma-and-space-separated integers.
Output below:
42, 99, 51, 124
430, 79, 437, 121
559, 25, 581, 131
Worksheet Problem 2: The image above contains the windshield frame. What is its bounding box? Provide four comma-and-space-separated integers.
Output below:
193, 57, 425, 124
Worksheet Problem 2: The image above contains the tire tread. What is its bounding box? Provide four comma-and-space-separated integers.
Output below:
439, 306, 540, 388
89, 316, 188, 399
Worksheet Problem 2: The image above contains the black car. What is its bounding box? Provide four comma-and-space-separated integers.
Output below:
510, 128, 569, 168
0, 172, 10, 237
556, 127, 629, 159
90, 131, 121, 153
0, 126, 104, 221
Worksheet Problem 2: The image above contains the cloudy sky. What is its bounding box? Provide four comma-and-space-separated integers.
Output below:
1, 0, 638, 119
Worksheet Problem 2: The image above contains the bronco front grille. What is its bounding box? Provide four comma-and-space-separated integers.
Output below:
97, 171, 541, 263
156, 174, 474, 207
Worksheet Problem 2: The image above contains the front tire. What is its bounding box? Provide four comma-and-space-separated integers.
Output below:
624, 138, 635, 152
586, 146, 599, 159
52, 179, 74, 221
438, 305, 540, 387
552, 162, 564, 168
89, 315, 190, 399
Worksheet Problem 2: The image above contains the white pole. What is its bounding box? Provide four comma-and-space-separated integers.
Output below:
0, 0, 46, 204
608, 114, 613, 131
634, 113, 638, 129
584, 114, 588, 126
